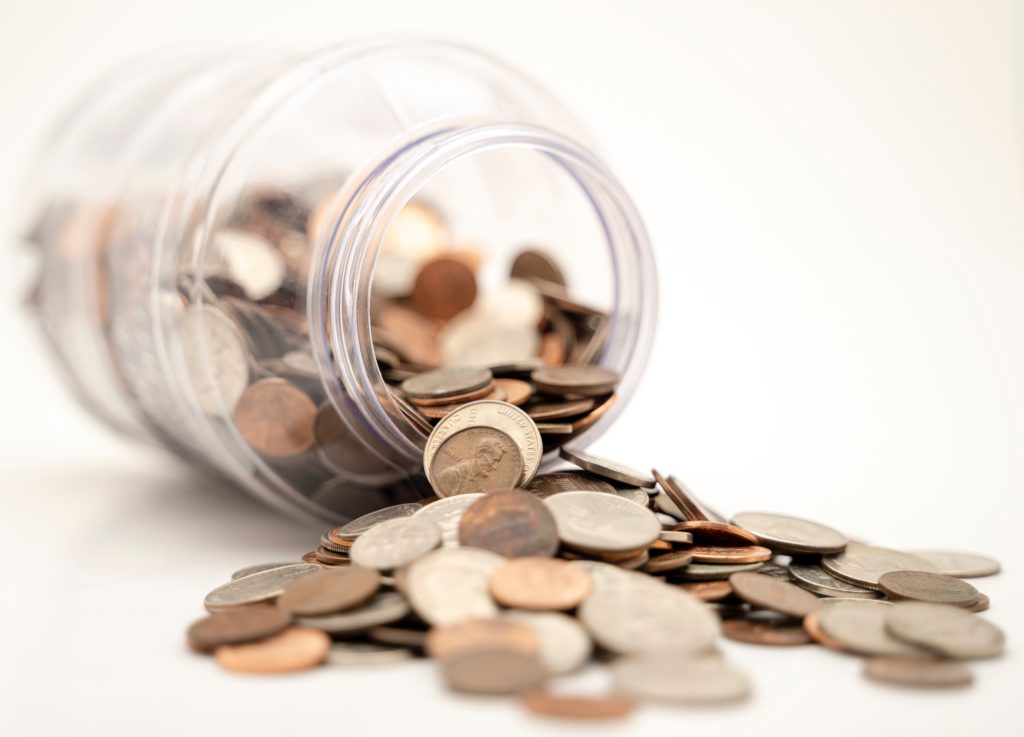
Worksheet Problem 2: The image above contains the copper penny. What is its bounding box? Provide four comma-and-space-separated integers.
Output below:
677, 580, 734, 602
233, 378, 317, 457
276, 566, 381, 616
412, 257, 477, 320
214, 626, 330, 674
510, 249, 567, 287
458, 490, 560, 558
493, 378, 533, 406
426, 619, 539, 660
539, 332, 567, 367
803, 609, 847, 651
721, 619, 812, 646
569, 393, 617, 434
690, 545, 773, 565
531, 365, 619, 398
520, 689, 633, 720
526, 398, 596, 421
406, 381, 496, 407
877, 570, 980, 607
490, 557, 593, 610
187, 606, 292, 653
375, 303, 441, 367
641, 550, 695, 574
314, 547, 350, 566
441, 648, 547, 695
652, 470, 707, 522
730, 572, 821, 618
300, 551, 319, 564
401, 366, 493, 401
864, 656, 974, 688
672, 520, 760, 546
429, 427, 523, 496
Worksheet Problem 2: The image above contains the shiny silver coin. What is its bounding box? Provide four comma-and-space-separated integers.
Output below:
885, 602, 1006, 659
501, 611, 592, 675
406, 547, 505, 626
400, 366, 493, 400
788, 562, 881, 599
616, 487, 651, 506
211, 228, 286, 300
731, 511, 847, 554
230, 562, 296, 580
204, 564, 321, 611
524, 471, 617, 497
413, 494, 485, 548
820, 542, 937, 590
296, 591, 411, 635
338, 503, 423, 540
543, 491, 661, 554
326, 642, 414, 666
179, 305, 250, 416
349, 517, 441, 571
558, 447, 656, 488
817, 599, 926, 657
439, 313, 540, 367
908, 550, 1001, 578
674, 562, 765, 581
612, 653, 750, 704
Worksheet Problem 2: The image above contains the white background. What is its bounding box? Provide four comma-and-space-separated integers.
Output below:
1, 1, 1022, 735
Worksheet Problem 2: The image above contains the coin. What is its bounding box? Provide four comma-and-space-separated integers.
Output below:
426, 619, 539, 660
204, 564, 321, 611
429, 427, 523, 496
510, 249, 567, 287
411, 257, 477, 320
908, 550, 1001, 578
501, 611, 592, 675
458, 490, 560, 558
187, 606, 292, 652
878, 571, 980, 607
519, 689, 632, 720
407, 548, 506, 625
415, 386, 508, 419
313, 402, 402, 480
651, 470, 707, 521
863, 656, 974, 688
401, 366, 493, 401
441, 648, 547, 695
179, 305, 250, 416
490, 558, 592, 610
675, 562, 764, 581
276, 566, 381, 616
729, 572, 821, 618
820, 542, 938, 590
214, 627, 330, 674
676, 580, 734, 602
439, 313, 540, 367
544, 491, 661, 554
885, 602, 1005, 659
524, 471, 617, 497
233, 378, 317, 457
787, 562, 881, 599
817, 600, 926, 657
558, 447, 655, 487
731, 511, 847, 554
211, 228, 287, 300
671, 520, 759, 546
230, 562, 294, 580
691, 545, 773, 565
349, 517, 441, 570
612, 654, 750, 704
803, 608, 848, 651
314, 547, 350, 566
641, 550, 694, 574
526, 398, 595, 421
659, 530, 694, 545
493, 378, 533, 406
336, 502, 422, 540
413, 493, 484, 548
295, 591, 411, 634
721, 619, 812, 646
967, 593, 990, 613
367, 625, 428, 649
326, 642, 414, 667
531, 365, 619, 397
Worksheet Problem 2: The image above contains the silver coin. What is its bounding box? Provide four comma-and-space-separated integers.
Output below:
673, 562, 765, 581
821, 542, 937, 590
908, 550, 1001, 578
211, 228, 286, 300
817, 599, 926, 657
400, 366, 493, 400
568, 560, 646, 594
439, 312, 540, 367
612, 653, 750, 704
326, 642, 414, 666
524, 471, 617, 498
501, 611, 592, 675
885, 602, 1006, 659
616, 487, 651, 506
296, 591, 410, 634
755, 563, 793, 581
579, 578, 719, 655
654, 492, 684, 519
230, 562, 296, 580
180, 305, 250, 416
543, 491, 661, 554
406, 547, 505, 626
203, 563, 320, 611
413, 494, 485, 548
731, 511, 847, 554
558, 447, 656, 488
338, 503, 423, 540
349, 517, 441, 570
788, 562, 881, 599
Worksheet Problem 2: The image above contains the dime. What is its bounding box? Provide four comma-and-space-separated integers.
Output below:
180, 305, 250, 416
204, 564, 321, 611
336, 502, 422, 540
821, 542, 937, 590
612, 654, 750, 704
544, 491, 661, 554
568, 560, 642, 594
441, 649, 547, 695
788, 562, 881, 599
558, 447, 655, 487
411, 256, 477, 320
501, 611, 592, 675
407, 548, 506, 625
524, 471, 617, 497
885, 602, 1005, 659
510, 249, 567, 287
349, 517, 441, 570
676, 580, 734, 602
721, 619, 812, 646
731, 511, 847, 554
326, 642, 414, 667
674, 562, 764, 581
671, 520, 759, 546
519, 689, 633, 720
429, 427, 523, 496
863, 656, 974, 688
187, 606, 292, 652
878, 571, 980, 607
276, 566, 381, 616
413, 493, 484, 548
531, 365, 619, 397
295, 591, 411, 634
908, 550, 1001, 578
458, 490, 560, 558
401, 366, 493, 401
493, 378, 533, 406
659, 530, 695, 545
426, 619, 539, 661
490, 558, 592, 610
817, 600, 926, 657
691, 545, 773, 565
233, 378, 317, 458
230, 562, 294, 580
729, 572, 821, 618
214, 627, 330, 674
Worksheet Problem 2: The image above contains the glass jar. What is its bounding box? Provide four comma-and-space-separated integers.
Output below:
21, 39, 658, 523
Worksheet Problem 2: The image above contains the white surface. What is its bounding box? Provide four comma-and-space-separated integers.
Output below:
1, 2, 1022, 735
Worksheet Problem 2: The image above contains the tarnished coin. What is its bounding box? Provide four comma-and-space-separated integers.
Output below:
803, 608, 848, 651
493, 378, 533, 406
731, 511, 847, 555
407, 548, 506, 625
885, 602, 1005, 659
659, 531, 695, 545
863, 656, 974, 688
532, 365, 619, 397
215, 627, 330, 674
401, 366, 493, 401
878, 571, 980, 607
276, 566, 381, 616
675, 562, 764, 581
413, 493, 484, 547
313, 403, 402, 480
558, 448, 655, 487
729, 572, 821, 618
676, 580, 734, 602
821, 542, 937, 590
230, 562, 294, 580
426, 619, 539, 661
817, 600, 926, 657
788, 562, 881, 599
180, 305, 250, 416
295, 591, 411, 634
612, 654, 750, 704
441, 649, 547, 695
510, 249, 567, 287
336, 502, 422, 540
458, 490, 560, 558
233, 378, 317, 458
519, 689, 632, 720
204, 564, 321, 611
501, 611, 592, 675
671, 520, 759, 546
411, 256, 477, 320
651, 470, 707, 521
908, 550, 1001, 578
721, 619, 812, 647
691, 545, 773, 565
429, 427, 523, 496
544, 491, 661, 554
526, 398, 596, 421
641, 550, 695, 574
187, 606, 292, 652
349, 517, 441, 570
326, 642, 414, 667
490, 558, 592, 610
524, 471, 617, 498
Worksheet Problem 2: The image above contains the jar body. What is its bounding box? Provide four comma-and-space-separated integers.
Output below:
22, 40, 657, 522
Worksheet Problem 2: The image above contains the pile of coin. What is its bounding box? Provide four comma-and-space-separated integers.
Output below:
187, 407, 1005, 718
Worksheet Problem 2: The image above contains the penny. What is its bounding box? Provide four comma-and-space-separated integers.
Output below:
651, 470, 706, 521
187, 606, 292, 652
204, 564, 322, 611
531, 365, 619, 397
276, 566, 381, 616
501, 611, 592, 675
731, 511, 847, 555
544, 491, 661, 554
441, 648, 547, 695
520, 689, 633, 720
885, 602, 1005, 659
493, 378, 533, 406
429, 427, 523, 496
230, 563, 294, 580
336, 502, 422, 540
864, 656, 974, 688
803, 608, 848, 651
878, 571, 980, 607
401, 366, 493, 401
413, 493, 484, 547
295, 591, 411, 634
326, 642, 414, 667
367, 625, 428, 650
821, 542, 938, 590
524, 471, 617, 498
426, 619, 539, 660
180, 305, 250, 416
314, 547, 350, 566
526, 398, 596, 421
374, 303, 442, 367
411, 257, 477, 320
407, 548, 506, 626
691, 545, 773, 565
214, 627, 330, 674
721, 619, 812, 646
612, 654, 750, 704
349, 517, 441, 570
536, 422, 573, 434
641, 550, 695, 574
788, 562, 881, 599
675, 562, 765, 581
510, 249, 567, 287
558, 447, 655, 487
729, 572, 821, 618
490, 558, 592, 610
319, 533, 351, 553
908, 550, 1001, 578
458, 490, 560, 558
659, 531, 694, 545
817, 600, 926, 657
677, 580, 734, 602
671, 520, 760, 546
233, 378, 317, 458
300, 551, 319, 565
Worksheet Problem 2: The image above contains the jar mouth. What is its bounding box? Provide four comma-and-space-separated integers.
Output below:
309, 121, 657, 471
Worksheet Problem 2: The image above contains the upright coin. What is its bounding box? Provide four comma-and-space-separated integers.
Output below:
180, 305, 250, 416
612, 654, 750, 704
788, 562, 881, 599
510, 249, 567, 287
187, 606, 292, 652
204, 564, 321, 611
429, 427, 523, 496
820, 542, 937, 590
233, 378, 317, 458
878, 571, 980, 607
501, 611, 593, 675
214, 627, 330, 674
817, 600, 926, 657
731, 511, 847, 554
885, 602, 1005, 659
276, 566, 381, 616
544, 491, 661, 554
458, 490, 560, 558
407, 548, 506, 626
490, 558, 592, 610
524, 471, 617, 497
531, 365, 619, 397
349, 517, 441, 570
671, 520, 759, 546
413, 493, 484, 547
863, 656, 974, 688
908, 550, 1001, 578
401, 366, 493, 401
729, 572, 821, 619
558, 448, 655, 488
335, 502, 422, 540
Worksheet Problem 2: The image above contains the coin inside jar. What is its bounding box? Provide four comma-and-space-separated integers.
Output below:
232, 378, 317, 458
429, 427, 523, 496
401, 366, 493, 402
531, 365, 619, 397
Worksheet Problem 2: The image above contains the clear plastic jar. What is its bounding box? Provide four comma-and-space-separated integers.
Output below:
21, 40, 657, 523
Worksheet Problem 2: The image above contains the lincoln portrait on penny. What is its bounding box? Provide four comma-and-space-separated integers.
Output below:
434, 438, 508, 495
